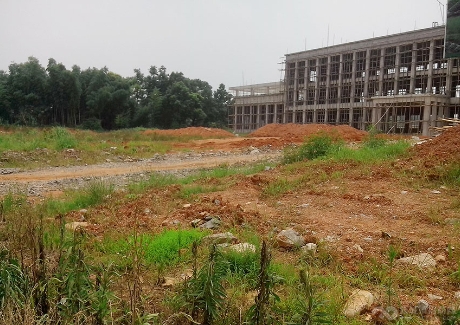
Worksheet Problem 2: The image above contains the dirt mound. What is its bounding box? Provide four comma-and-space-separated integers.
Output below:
143, 127, 235, 138
410, 125, 460, 167
249, 123, 367, 142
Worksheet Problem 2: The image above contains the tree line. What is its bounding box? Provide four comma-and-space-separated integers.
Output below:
0, 57, 233, 130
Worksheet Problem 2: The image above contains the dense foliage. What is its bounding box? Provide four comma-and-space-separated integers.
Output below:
0, 57, 233, 130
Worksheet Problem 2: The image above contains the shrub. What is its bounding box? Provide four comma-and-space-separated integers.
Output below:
283, 133, 343, 164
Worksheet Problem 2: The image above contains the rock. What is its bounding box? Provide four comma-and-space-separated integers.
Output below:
343, 289, 374, 317
298, 203, 310, 208
415, 299, 429, 316
435, 254, 446, 263
190, 219, 203, 228
431, 190, 441, 194
162, 277, 176, 287
454, 291, 460, 299
371, 306, 398, 323
65, 222, 89, 231
264, 166, 271, 171
401, 190, 408, 194
228, 243, 256, 253
276, 228, 306, 249
250, 149, 260, 155
79, 209, 88, 214
183, 203, 191, 208
363, 236, 373, 242
427, 294, 443, 300
203, 232, 237, 245
353, 244, 364, 253
381, 231, 391, 239
200, 218, 221, 229
397, 253, 436, 269
301, 243, 317, 253
144, 208, 151, 214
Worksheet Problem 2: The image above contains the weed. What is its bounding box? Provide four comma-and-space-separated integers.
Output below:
283, 133, 343, 164
287, 269, 331, 325
188, 244, 228, 325
48, 127, 77, 150
246, 241, 282, 325
438, 308, 460, 325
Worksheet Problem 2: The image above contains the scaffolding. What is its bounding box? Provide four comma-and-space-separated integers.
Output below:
229, 25, 460, 135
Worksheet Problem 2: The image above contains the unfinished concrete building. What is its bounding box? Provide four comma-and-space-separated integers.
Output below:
229, 25, 460, 135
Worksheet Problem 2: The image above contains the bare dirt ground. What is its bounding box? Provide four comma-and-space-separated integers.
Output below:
2, 124, 460, 320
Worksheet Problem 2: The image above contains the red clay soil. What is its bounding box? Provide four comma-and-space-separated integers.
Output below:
410, 125, 460, 167
249, 123, 368, 142
143, 127, 235, 138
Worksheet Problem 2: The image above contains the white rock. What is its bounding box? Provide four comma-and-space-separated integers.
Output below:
276, 228, 305, 249
427, 294, 443, 300
65, 222, 89, 231
435, 254, 446, 263
228, 243, 256, 253
343, 289, 374, 317
454, 292, 460, 299
250, 149, 260, 155
397, 253, 436, 269
415, 299, 429, 316
298, 203, 310, 208
301, 243, 317, 253
353, 244, 364, 253
431, 190, 441, 194
183, 203, 191, 208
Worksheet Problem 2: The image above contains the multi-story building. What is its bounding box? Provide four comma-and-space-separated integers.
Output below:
229, 25, 460, 135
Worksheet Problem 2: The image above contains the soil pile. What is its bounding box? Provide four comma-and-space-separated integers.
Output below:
143, 127, 235, 138
411, 125, 460, 167
249, 123, 367, 142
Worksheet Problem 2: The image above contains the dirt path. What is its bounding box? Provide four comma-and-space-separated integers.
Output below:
0, 151, 281, 196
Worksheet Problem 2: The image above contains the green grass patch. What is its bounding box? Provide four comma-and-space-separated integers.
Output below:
42, 181, 114, 215
283, 133, 344, 164
98, 229, 208, 267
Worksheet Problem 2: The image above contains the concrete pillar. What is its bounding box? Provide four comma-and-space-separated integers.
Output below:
422, 98, 431, 136
325, 56, 331, 123
410, 42, 417, 94
337, 54, 344, 99
446, 58, 453, 97
314, 60, 319, 105
394, 46, 401, 94
427, 40, 435, 93
364, 49, 370, 97
351, 52, 357, 103
294, 61, 299, 109
379, 51, 385, 96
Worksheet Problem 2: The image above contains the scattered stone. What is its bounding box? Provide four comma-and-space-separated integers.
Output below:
250, 149, 260, 155
65, 222, 89, 231
200, 218, 221, 229
298, 203, 310, 208
415, 299, 429, 316
401, 190, 408, 195
353, 244, 364, 253
343, 289, 374, 317
203, 232, 237, 245
183, 203, 191, 208
276, 228, 306, 249
435, 254, 446, 263
397, 253, 436, 269
105, 159, 112, 163
363, 236, 373, 242
431, 190, 441, 194
454, 292, 460, 299
371, 306, 398, 323
213, 199, 221, 205
190, 219, 203, 228
427, 294, 443, 300
381, 231, 391, 239
264, 166, 272, 171
301, 243, 317, 253
228, 243, 256, 253
79, 209, 88, 215
172, 220, 180, 225
162, 277, 176, 287
144, 208, 151, 214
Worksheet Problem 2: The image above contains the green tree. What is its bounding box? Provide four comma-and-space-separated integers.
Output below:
6, 57, 49, 126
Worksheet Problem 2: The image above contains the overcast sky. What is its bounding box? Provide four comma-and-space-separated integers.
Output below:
0, 0, 447, 90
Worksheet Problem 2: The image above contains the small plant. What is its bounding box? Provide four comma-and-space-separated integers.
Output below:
283, 133, 343, 164
188, 244, 228, 325
438, 308, 460, 325
246, 241, 282, 325
386, 245, 399, 306
363, 126, 386, 149
49, 127, 77, 150
287, 269, 331, 325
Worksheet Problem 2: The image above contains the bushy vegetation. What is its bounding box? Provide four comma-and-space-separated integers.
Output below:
0, 57, 233, 130
283, 133, 343, 164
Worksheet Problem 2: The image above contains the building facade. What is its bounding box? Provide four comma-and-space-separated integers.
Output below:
229, 25, 460, 135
